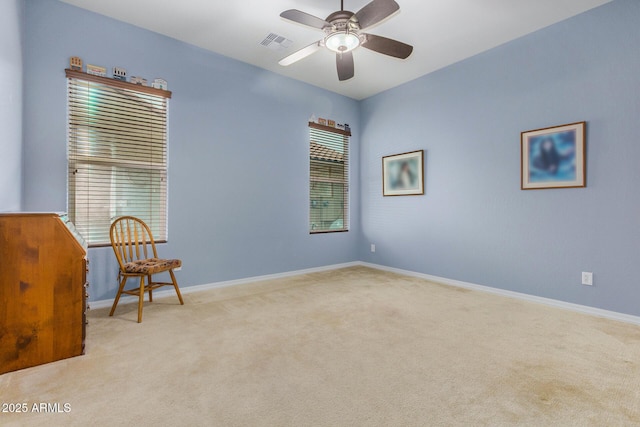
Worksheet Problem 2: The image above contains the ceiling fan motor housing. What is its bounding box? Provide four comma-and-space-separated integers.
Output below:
323, 10, 363, 53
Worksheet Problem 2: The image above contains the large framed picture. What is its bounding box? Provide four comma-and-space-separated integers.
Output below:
382, 150, 424, 196
521, 122, 586, 190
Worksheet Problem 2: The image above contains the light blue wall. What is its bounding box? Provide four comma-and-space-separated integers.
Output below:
360, 0, 640, 316
0, 0, 24, 211
20, 0, 640, 317
23, 0, 361, 300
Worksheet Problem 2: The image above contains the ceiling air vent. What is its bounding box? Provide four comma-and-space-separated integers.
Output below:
260, 33, 293, 52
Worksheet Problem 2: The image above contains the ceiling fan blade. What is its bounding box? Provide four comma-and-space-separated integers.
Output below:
353, 0, 400, 30
361, 34, 413, 59
280, 9, 331, 30
336, 51, 355, 81
279, 41, 322, 66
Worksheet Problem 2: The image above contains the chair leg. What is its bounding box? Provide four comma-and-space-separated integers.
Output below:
169, 269, 184, 305
148, 275, 153, 302
109, 275, 128, 316
137, 276, 145, 323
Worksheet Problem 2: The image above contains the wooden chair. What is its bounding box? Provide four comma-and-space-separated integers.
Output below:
109, 216, 184, 322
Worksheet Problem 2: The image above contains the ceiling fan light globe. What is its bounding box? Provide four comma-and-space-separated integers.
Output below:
325, 32, 360, 53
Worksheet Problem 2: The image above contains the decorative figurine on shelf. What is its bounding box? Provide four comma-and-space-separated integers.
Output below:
112, 67, 127, 81
130, 76, 147, 86
86, 64, 107, 77
70, 56, 83, 71
328, 119, 336, 127
309, 114, 317, 124
337, 123, 345, 130
151, 78, 167, 90
344, 123, 351, 132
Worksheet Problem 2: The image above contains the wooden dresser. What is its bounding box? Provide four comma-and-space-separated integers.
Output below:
0, 213, 88, 374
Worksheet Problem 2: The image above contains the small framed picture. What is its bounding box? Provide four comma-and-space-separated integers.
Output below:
382, 150, 424, 196
521, 122, 586, 190
318, 118, 327, 126
328, 119, 336, 127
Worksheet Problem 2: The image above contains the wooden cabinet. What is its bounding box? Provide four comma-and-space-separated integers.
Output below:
0, 213, 87, 375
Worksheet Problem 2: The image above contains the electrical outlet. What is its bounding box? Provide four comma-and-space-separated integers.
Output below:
370, 243, 376, 253
581, 272, 593, 286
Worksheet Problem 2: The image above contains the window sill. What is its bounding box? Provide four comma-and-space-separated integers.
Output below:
310, 229, 349, 234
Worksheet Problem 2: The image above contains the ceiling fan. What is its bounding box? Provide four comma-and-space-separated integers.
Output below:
278, 0, 413, 81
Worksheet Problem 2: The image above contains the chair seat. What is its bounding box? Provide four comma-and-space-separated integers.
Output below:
123, 258, 181, 275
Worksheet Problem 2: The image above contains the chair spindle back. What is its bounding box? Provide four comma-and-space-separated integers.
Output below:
110, 217, 159, 269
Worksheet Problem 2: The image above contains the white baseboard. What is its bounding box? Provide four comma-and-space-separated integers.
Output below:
89, 261, 361, 310
359, 262, 640, 326
90, 260, 640, 326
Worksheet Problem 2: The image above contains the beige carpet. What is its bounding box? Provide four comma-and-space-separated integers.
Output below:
2, 266, 640, 426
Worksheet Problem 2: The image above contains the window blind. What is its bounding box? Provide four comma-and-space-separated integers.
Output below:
309, 122, 350, 233
66, 70, 170, 246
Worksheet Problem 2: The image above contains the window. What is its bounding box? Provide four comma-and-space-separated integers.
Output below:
66, 70, 171, 246
309, 122, 350, 233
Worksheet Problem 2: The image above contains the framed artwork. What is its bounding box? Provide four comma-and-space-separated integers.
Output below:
382, 150, 424, 196
521, 122, 586, 190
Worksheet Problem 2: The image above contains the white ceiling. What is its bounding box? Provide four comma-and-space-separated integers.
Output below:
60, 0, 612, 100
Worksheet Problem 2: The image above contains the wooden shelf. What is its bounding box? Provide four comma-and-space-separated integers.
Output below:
65, 69, 172, 99
309, 121, 352, 136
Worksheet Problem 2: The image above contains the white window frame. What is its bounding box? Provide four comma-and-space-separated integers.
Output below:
309, 122, 350, 233
66, 69, 171, 246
